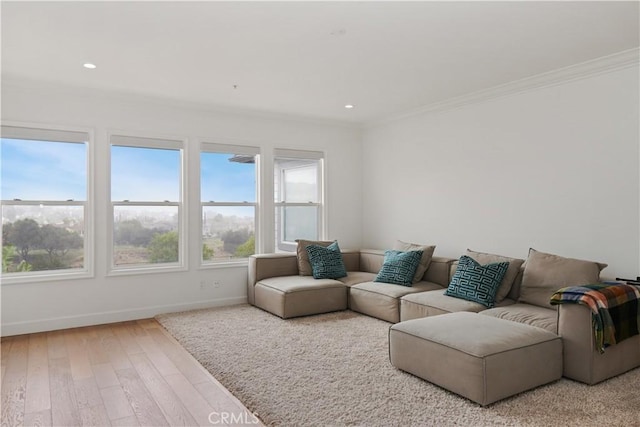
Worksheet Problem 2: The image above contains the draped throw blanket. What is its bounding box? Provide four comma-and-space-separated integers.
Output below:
550, 284, 640, 354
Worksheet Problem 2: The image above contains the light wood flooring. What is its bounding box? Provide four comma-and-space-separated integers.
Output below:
1, 319, 263, 426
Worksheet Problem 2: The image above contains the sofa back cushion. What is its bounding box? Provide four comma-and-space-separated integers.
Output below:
296, 240, 334, 276
506, 268, 525, 301
445, 255, 509, 308
519, 248, 608, 308
359, 250, 455, 287
359, 249, 386, 274
374, 250, 423, 286
424, 256, 456, 287
341, 250, 361, 271
393, 240, 436, 283
465, 249, 525, 303
306, 241, 347, 279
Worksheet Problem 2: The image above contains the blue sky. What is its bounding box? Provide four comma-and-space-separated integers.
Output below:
200, 152, 255, 202
1, 138, 86, 200
111, 146, 180, 201
1, 139, 255, 204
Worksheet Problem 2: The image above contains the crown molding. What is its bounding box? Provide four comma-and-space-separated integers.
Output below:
367, 48, 640, 129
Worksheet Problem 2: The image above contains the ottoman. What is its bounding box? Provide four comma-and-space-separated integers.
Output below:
389, 312, 562, 406
254, 276, 347, 319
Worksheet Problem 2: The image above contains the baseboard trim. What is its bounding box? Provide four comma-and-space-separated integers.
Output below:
1, 296, 248, 337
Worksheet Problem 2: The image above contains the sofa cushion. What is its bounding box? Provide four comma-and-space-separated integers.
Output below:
296, 239, 334, 276
403, 289, 487, 313
354, 281, 438, 299
349, 281, 442, 323
306, 241, 347, 279
466, 249, 525, 303
519, 249, 607, 308
480, 303, 558, 333
445, 256, 509, 308
374, 250, 423, 286
359, 249, 385, 274
400, 290, 514, 321
255, 276, 347, 319
394, 240, 436, 283
338, 271, 377, 287
257, 275, 344, 293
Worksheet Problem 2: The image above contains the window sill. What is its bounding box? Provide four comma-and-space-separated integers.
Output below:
199, 259, 249, 270
1, 269, 93, 285
107, 264, 188, 277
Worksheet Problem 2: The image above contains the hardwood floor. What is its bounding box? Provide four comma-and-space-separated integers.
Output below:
1, 319, 263, 426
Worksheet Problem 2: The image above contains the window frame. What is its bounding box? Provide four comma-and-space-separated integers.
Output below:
0, 121, 94, 285
107, 131, 187, 275
200, 142, 260, 267
273, 149, 325, 252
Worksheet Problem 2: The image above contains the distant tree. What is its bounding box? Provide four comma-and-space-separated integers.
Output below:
221, 228, 251, 254
114, 219, 155, 246
203, 243, 215, 261
2, 222, 12, 245
6, 218, 41, 262
235, 234, 255, 258
148, 231, 179, 263
2, 245, 32, 273
2, 245, 17, 272
16, 260, 32, 272
40, 224, 83, 266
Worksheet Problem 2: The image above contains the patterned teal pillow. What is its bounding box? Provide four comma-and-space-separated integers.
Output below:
374, 250, 423, 287
445, 255, 509, 308
306, 241, 347, 279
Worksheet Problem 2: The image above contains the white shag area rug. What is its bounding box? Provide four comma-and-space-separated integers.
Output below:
156, 305, 640, 427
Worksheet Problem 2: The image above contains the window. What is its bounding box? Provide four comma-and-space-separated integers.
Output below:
201, 143, 258, 264
110, 134, 184, 271
1, 125, 91, 281
274, 149, 324, 251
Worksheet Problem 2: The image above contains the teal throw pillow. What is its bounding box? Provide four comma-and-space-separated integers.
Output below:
374, 250, 423, 287
445, 255, 509, 308
306, 241, 347, 279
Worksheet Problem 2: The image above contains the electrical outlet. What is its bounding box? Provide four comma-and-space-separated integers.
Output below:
200, 280, 219, 290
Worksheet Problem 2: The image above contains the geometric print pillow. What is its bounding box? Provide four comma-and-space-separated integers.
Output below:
374, 250, 424, 287
445, 255, 509, 308
306, 241, 347, 280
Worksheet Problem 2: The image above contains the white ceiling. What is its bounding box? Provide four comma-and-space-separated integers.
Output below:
2, 1, 639, 125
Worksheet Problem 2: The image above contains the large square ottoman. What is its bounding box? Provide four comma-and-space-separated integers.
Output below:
254, 276, 347, 319
389, 312, 562, 406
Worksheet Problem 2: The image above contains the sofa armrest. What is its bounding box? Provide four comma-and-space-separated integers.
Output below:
248, 253, 298, 304
558, 303, 640, 384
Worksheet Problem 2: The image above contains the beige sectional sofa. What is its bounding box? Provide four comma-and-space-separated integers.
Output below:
247, 248, 640, 387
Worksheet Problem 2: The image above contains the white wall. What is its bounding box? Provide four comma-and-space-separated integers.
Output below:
1, 81, 363, 335
3, 62, 638, 336
362, 65, 640, 280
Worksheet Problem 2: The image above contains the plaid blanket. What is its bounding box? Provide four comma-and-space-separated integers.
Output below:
550, 283, 640, 353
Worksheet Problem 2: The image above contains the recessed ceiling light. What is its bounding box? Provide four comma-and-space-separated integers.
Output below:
344, 104, 354, 109
83, 63, 97, 69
